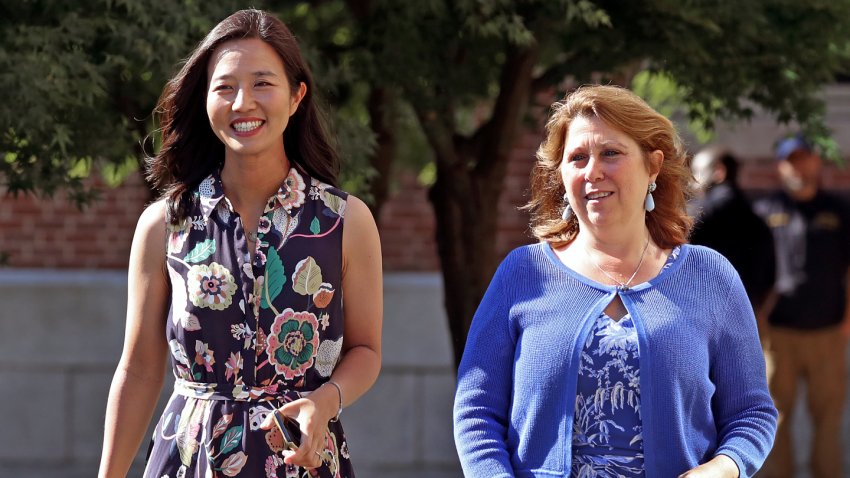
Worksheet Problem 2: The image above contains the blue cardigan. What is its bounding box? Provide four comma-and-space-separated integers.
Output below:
453, 243, 777, 477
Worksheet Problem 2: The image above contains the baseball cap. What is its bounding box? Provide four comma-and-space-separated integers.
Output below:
774, 133, 813, 161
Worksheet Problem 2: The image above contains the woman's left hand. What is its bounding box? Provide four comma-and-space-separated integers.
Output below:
678, 454, 740, 478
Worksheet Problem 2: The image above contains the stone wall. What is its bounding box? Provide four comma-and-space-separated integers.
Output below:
0, 270, 461, 478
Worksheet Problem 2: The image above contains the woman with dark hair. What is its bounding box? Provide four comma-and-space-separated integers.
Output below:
99, 9, 382, 478
453, 85, 776, 477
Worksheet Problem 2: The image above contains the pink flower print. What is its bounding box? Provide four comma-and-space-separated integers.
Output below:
277, 169, 306, 212
255, 248, 267, 267
187, 262, 237, 310
258, 216, 272, 234
266, 308, 320, 380
194, 340, 215, 373
225, 352, 243, 382
264, 454, 286, 478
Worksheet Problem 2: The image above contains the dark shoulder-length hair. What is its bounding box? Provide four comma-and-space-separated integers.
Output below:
147, 8, 339, 224
525, 84, 693, 248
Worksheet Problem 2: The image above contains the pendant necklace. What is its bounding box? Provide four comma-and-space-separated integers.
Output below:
584, 237, 650, 291
246, 230, 258, 243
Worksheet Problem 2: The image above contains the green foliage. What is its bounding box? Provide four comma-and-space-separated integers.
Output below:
0, 0, 382, 203
2, 0, 849, 203
343, 0, 850, 164
631, 72, 716, 145
273, 2, 378, 198
0, 0, 243, 202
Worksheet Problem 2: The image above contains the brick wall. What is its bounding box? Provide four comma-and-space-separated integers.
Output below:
0, 174, 150, 269
2, 127, 849, 271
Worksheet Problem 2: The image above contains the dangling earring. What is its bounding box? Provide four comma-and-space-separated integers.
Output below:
561, 193, 574, 221
645, 182, 657, 212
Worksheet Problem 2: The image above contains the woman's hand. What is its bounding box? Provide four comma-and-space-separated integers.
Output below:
261, 384, 340, 469
678, 454, 739, 478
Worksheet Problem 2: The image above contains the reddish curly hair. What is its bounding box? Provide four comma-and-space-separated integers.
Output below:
525, 85, 693, 248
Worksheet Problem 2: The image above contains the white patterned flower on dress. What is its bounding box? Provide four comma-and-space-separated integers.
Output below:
187, 262, 237, 310
596, 319, 638, 355
315, 338, 343, 377
198, 176, 220, 218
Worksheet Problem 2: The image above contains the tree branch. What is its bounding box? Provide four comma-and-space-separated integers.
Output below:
474, 42, 540, 179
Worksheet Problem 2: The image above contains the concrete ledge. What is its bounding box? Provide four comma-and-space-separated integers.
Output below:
0, 269, 461, 477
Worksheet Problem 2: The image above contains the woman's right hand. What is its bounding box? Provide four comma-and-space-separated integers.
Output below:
677, 454, 739, 478
261, 385, 339, 470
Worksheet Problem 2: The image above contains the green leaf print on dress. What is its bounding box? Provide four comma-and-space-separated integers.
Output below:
261, 247, 286, 309
219, 426, 244, 455
184, 239, 216, 263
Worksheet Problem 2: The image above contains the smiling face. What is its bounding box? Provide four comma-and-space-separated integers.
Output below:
560, 115, 662, 235
206, 38, 306, 162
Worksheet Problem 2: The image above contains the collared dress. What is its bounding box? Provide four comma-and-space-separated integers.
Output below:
144, 167, 354, 478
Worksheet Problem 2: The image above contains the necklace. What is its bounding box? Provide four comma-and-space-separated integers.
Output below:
584, 238, 650, 291
246, 230, 258, 243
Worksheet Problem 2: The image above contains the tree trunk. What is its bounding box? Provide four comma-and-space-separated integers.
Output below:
366, 87, 396, 219
423, 44, 540, 368
428, 159, 501, 368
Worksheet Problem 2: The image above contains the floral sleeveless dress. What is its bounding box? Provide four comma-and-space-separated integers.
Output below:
144, 167, 355, 478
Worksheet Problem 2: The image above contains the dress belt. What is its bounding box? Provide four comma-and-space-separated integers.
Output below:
174, 378, 306, 402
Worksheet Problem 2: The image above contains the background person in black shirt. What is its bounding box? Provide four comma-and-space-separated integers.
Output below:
690, 146, 775, 313
754, 134, 850, 478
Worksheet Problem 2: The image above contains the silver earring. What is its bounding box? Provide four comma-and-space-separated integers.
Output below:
645, 182, 657, 212
561, 193, 574, 221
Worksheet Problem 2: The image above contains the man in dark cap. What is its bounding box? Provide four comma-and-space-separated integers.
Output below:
755, 133, 850, 478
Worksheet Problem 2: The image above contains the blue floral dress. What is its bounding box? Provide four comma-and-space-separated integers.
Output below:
570, 247, 680, 478
144, 167, 354, 478
571, 312, 644, 478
